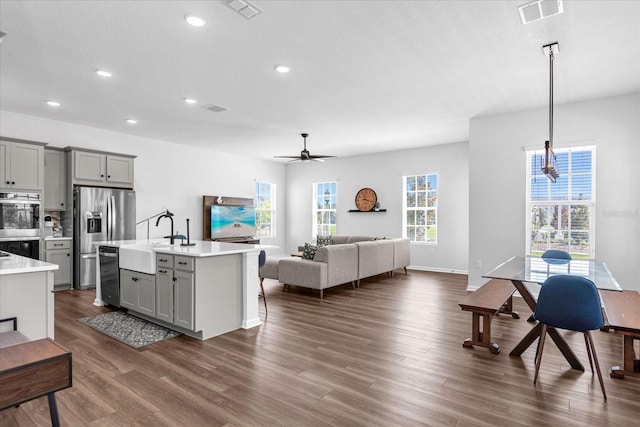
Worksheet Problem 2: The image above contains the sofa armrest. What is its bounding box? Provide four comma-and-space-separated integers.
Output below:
390, 238, 411, 269
278, 258, 327, 290
314, 244, 359, 286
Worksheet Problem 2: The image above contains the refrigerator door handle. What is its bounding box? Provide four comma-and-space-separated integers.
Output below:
110, 195, 116, 241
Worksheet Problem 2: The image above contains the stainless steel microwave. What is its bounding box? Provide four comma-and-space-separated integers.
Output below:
0, 192, 41, 239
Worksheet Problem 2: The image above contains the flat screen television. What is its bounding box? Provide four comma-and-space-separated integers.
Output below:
210, 205, 256, 240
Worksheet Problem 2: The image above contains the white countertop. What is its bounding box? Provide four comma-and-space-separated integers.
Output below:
0, 252, 59, 275
95, 239, 266, 257
44, 236, 72, 241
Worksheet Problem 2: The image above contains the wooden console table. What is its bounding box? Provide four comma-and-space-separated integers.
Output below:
0, 338, 72, 426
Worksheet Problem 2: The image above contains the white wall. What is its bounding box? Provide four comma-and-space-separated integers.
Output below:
285, 142, 469, 273
469, 93, 640, 292
0, 111, 287, 254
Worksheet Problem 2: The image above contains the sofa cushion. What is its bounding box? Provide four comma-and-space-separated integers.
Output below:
317, 235, 333, 247
302, 243, 318, 260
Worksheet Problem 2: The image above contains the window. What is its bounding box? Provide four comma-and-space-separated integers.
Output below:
254, 181, 276, 238
312, 181, 337, 237
526, 146, 595, 258
403, 174, 438, 243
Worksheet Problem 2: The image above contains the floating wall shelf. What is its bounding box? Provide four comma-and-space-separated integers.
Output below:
347, 209, 387, 213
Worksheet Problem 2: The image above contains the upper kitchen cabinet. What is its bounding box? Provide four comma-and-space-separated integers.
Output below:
44, 148, 67, 210
67, 148, 135, 188
0, 138, 45, 192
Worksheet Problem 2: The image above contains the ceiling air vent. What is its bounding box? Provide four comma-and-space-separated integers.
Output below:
517, 0, 563, 24
202, 104, 227, 113
227, 0, 262, 20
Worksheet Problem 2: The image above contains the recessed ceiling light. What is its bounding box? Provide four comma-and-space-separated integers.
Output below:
96, 69, 112, 78
275, 65, 290, 73
184, 98, 198, 104
46, 100, 60, 107
184, 14, 206, 27
125, 118, 138, 124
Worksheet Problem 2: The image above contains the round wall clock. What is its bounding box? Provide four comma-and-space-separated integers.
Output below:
355, 188, 377, 212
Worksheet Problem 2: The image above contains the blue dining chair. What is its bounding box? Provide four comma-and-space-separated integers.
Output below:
258, 250, 268, 314
532, 275, 606, 400
541, 249, 572, 264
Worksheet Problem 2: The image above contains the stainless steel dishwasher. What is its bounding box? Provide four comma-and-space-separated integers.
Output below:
99, 246, 120, 307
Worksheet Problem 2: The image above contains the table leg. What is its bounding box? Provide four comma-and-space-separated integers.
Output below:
510, 323, 542, 357
48, 393, 60, 427
508, 280, 585, 371
547, 327, 584, 371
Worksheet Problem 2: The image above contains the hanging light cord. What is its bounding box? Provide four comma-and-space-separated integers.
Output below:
549, 49, 554, 148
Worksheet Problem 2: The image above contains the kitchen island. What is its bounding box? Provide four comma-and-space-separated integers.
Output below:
94, 240, 264, 340
0, 252, 58, 340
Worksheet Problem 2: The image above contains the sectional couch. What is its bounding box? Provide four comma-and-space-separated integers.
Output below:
272, 235, 410, 298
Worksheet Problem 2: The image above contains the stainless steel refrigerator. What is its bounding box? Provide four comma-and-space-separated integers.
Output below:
73, 187, 136, 289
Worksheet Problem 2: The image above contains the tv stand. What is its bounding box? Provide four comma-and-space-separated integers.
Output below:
214, 237, 260, 244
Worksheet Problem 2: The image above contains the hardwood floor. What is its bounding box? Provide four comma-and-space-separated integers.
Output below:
2, 271, 638, 426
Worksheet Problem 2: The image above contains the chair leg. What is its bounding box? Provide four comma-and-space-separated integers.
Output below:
534, 324, 548, 385
584, 333, 594, 374
259, 278, 267, 315
585, 331, 607, 401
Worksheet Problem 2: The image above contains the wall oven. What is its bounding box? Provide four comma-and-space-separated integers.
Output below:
0, 192, 41, 260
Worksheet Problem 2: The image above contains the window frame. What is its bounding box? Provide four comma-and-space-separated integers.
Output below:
254, 181, 276, 238
402, 173, 438, 244
312, 181, 337, 238
525, 145, 596, 259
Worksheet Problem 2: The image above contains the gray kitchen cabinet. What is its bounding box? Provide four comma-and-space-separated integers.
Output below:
67, 148, 135, 188
155, 267, 174, 323
0, 138, 45, 191
120, 269, 156, 317
45, 239, 72, 288
174, 269, 194, 330
155, 254, 194, 330
44, 148, 67, 210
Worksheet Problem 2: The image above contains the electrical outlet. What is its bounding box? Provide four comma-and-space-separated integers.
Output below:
429, 248, 435, 255
475, 260, 481, 269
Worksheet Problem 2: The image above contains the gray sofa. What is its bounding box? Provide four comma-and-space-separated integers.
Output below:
276, 235, 410, 298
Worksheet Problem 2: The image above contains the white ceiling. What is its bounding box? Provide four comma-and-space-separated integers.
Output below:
1, 1, 639, 162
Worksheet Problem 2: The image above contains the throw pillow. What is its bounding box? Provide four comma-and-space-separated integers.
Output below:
316, 235, 332, 247
302, 243, 317, 260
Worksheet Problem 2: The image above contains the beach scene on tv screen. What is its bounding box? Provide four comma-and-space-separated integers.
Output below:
211, 206, 256, 239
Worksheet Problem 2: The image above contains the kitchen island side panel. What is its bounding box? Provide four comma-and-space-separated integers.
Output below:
0, 270, 55, 340
195, 253, 243, 339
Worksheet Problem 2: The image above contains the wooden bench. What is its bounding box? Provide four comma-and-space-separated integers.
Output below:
458, 280, 518, 354
600, 290, 640, 379
0, 317, 72, 427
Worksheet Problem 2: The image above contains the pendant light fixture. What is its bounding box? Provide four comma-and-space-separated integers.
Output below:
541, 42, 560, 182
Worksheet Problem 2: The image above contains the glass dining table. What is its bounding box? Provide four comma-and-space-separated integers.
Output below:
483, 255, 621, 371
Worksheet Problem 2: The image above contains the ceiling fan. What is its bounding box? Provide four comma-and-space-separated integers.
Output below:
274, 133, 336, 162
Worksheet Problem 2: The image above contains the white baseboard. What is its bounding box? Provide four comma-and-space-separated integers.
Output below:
407, 266, 468, 275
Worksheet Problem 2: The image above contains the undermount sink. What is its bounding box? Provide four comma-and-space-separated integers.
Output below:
118, 242, 170, 274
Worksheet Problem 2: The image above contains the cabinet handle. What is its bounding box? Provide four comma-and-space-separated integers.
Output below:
159, 269, 166, 273
54, 243, 63, 246
101, 174, 104, 178
61, 203, 64, 206
107, 175, 111, 178
172, 277, 177, 282
67, 253, 70, 256
178, 261, 187, 265
159, 258, 167, 262
5, 181, 9, 185
11, 181, 15, 185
